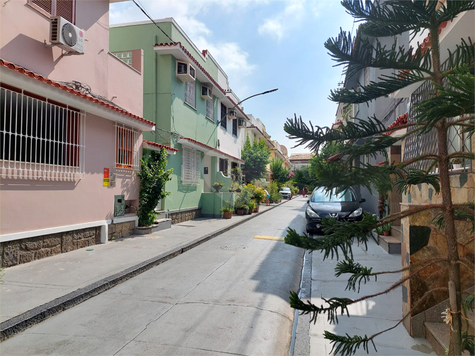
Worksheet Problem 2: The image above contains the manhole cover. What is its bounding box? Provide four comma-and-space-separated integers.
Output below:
220, 245, 247, 251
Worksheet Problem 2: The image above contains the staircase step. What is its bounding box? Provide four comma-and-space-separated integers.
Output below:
378, 234, 401, 254
425, 322, 471, 356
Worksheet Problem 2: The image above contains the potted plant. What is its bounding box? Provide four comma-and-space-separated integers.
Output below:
213, 181, 224, 193
376, 225, 384, 235
241, 204, 249, 215
253, 187, 265, 212
221, 202, 233, 219
248, 200, 256, 214
451, 158, 463, 170
382, 222, 392, 236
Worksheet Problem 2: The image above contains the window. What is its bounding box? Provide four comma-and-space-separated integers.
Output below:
185, 81, 195, 107
232, 117, 238, 136
206, 99, 213, 120
113, 51, 132, 66
220, 103, 227, 129
0, 84, 85, 180
447, 117, 471, 168
219, 158, 228, 175
181, 146, 201, 184
29, 0, 76, 23
115, 125, 139, 170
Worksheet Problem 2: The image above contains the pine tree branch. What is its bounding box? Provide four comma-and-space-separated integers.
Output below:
324, 28, 433, 80
329, 71, 428, 104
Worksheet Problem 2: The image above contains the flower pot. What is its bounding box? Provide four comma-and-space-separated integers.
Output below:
242, 208, 249, 215
236, 208, 244, 215
452, 164, 463, 170
383, 230, 390, 236
222, 211, 233, 219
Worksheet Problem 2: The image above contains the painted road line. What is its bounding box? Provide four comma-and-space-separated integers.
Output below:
253, 235, 285, 241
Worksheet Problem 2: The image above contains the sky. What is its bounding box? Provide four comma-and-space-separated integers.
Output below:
110, 0, 356, 156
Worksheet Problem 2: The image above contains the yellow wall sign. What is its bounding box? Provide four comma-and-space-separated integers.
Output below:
103, 168, 110, 187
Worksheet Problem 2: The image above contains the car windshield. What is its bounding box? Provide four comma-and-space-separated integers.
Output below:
310, 188, 356, 203
281, 188, 290, 192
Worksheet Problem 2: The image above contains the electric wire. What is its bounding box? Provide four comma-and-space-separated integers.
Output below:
131, 0, 174, 43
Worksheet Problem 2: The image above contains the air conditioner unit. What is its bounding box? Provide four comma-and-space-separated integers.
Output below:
201, 86, 212, 100
176, 61, 196, 82
238, 118, 246, 128
228, 109, 236, 119
50, 16, 84, 54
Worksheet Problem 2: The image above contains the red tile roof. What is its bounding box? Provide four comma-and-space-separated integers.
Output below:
0, 58, 155, 128
385, 113, 408, 136
179, 137, 244, 163
143, 140, 178, 152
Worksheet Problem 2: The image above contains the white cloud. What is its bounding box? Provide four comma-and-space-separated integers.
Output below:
258, 19, 284, 41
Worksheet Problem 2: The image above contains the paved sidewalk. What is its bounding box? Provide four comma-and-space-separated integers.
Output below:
306, 238, 435, 355
0, 202, 280, 341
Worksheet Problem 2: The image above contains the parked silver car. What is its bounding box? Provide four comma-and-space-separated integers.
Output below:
279, 187, 292, 199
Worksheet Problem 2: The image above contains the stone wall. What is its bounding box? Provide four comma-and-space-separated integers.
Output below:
108, 221, 136, 240
401, 171, 475, 336
168, 208, 201, 224
0, 227, 100, 268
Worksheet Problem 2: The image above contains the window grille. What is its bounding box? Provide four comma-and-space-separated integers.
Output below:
115, 124, 139, 170
232, 117, 238, 136
185, 81, 195, 107
206, 99, 213, 120
29, 0, 75, 23
220, 103, 227, 129
0, 86, 85, 180
181, 146, 201, 184
403, 79, 472, 171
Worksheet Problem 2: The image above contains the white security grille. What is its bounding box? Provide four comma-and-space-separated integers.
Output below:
0, 86, 85, 180
185, 81, 195, 107
181, 146, 201, 184
115, 124, 140, 170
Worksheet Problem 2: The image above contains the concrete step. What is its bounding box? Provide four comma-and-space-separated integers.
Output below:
377, 225, 402, 254
425, 322, 471, 356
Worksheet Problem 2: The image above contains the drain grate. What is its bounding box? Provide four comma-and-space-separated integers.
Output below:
220, 245, 247, 251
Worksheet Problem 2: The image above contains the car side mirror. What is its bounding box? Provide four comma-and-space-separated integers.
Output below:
360, 198, 366, 203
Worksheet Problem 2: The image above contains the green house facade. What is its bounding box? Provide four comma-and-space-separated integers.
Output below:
110, 18, 247, 220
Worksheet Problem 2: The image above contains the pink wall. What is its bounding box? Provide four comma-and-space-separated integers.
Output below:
0, 0, 142, 117
0, 114, 141, 235
0, 1, 147, 236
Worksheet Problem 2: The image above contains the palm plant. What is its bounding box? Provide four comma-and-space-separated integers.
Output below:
284, 1, 474, 355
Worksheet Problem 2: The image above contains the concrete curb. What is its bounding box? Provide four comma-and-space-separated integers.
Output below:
0, 202, 284, 342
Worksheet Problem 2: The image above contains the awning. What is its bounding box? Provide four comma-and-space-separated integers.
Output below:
178, 137, 244, 163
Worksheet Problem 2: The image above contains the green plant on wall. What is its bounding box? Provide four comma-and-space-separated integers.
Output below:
137, 148, 173, 227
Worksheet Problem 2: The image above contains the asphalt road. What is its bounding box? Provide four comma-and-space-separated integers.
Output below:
0, 198, 307, 356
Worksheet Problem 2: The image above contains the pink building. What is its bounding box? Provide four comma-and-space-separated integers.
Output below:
0, 0, 155, 267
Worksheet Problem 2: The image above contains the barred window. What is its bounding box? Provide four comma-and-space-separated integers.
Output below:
220, 103, 227, 129
0, 84, 85, 180
232, 117, 238, 136
29, 0, 75, 24
115, 125, 139, 170
181, 146, 201, 184
206, 99, 213, 120
185, 81, 195, 107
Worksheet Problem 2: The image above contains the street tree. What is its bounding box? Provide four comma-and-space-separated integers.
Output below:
284, 1, 474, 355
270, 158, 290, 185
241, 135, 271, 183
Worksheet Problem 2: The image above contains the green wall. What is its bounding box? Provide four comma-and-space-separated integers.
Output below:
110, 20, 222, 211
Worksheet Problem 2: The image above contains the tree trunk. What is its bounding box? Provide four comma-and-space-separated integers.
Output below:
431, 26, 462, 355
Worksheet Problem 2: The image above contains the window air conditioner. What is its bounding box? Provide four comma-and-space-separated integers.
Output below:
228, 109, 236, 119
238, 118, 246, 128
50, 16, 85, 54
201, 86, 212, 100
176, 61, 196, 82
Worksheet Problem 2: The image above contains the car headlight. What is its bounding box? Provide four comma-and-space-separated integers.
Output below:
349, 208, 363, 217
306, 206, 320, 218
